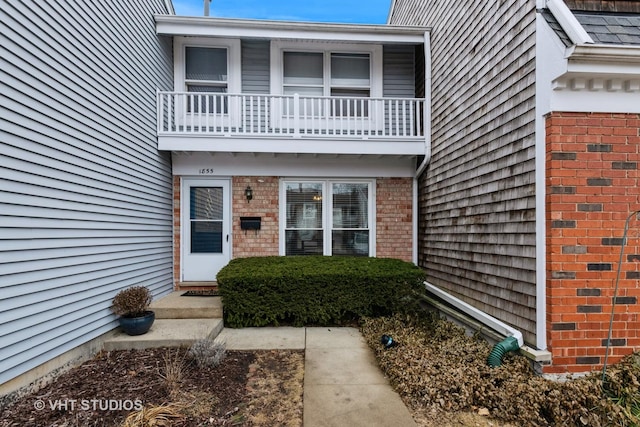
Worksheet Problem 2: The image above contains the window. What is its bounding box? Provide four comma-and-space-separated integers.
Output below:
331, 183, 369, 255
283, 52, 325, 117
282, 180, 373, 256
185, 47, 228, 114
271, 41, 383, 124
281, 51, 371, 117
174, 37, 240, 117
284, 182, 324, 256
283, 52, 324, 97
330, 53, 371, 117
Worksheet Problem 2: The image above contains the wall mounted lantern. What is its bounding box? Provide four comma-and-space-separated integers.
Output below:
245, 185, 253, 202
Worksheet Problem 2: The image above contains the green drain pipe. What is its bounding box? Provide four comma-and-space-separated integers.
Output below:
487, 336, 521, 367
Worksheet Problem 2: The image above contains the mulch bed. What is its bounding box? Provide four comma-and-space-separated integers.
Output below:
0, 348, 256, 427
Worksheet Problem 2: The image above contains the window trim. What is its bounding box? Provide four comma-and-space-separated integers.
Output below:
279, 178, 376, 256
271, 41, 383, 132
174, 37, 241, 127
270, 40, 383, 98
174, 37, 241, 93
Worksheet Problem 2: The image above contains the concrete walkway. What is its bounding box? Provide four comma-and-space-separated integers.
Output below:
216, 327, 417, 427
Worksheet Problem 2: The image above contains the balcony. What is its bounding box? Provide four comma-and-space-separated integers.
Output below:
157, 92, 427, 155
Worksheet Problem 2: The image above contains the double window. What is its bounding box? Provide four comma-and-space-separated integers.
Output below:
272, 41, 383, 123
283, 52, 371, 117
282, 180, 374, 257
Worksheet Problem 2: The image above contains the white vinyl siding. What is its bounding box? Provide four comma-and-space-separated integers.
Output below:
0, 0, 174, 385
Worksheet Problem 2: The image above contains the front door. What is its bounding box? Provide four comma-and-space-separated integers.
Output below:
182, 178, 231, 281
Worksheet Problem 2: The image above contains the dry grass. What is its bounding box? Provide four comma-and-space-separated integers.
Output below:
121, 404, 184, 427
145, 348, 304, 426
244, 350, 305, 427
158, 349, 186, 399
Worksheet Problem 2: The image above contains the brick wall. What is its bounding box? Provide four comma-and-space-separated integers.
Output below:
172, 176, 415, 288
546, 112, 640, 373
376, 177, 413, 262
172, 176, 181, 288
232, 176, 280, 258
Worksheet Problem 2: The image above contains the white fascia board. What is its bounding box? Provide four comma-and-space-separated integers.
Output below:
158, 136, 426, 156
567, 44, 640, 66
163, 0, 175, 15
546, 0, 594, 45
155, 15, 428, 44
171, 152, 416, 177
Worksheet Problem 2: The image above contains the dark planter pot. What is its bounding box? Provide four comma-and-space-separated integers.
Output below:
118, 311, 155, 336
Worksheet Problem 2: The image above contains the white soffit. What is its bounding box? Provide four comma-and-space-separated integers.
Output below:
155, 16, 429, 44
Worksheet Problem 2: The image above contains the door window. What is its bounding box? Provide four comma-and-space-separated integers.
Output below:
190, 187, 223, 253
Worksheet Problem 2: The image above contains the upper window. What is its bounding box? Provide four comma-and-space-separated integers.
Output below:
282, 52, 372, 117
185, 47, 229, 113
173, 38, 240, 119
272, 41, 383, 102
283, 52, 324, 97
174, 37, 241, 94
185, 47, 228, 94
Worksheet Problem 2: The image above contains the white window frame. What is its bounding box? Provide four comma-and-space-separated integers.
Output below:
279, 179, 376, 256
173, 37, 242, 128
270, 41, 384, 132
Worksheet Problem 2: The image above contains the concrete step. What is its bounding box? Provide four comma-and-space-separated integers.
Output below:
150, 291, 222, 319
103, 318, 224, 351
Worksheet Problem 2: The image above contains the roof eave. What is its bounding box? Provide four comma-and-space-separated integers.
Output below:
568, 44, 640, 65
546, 0, 594, 45
154, 15, 429, 44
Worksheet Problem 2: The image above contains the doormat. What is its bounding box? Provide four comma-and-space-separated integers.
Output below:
181, 290, 220, 297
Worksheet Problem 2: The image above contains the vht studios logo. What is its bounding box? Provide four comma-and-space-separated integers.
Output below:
34, 399, 143, 411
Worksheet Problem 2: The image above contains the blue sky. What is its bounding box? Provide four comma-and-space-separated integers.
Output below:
172, 0, 392, 24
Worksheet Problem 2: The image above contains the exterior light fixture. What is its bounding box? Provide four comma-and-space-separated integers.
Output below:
245, 185, 253, 202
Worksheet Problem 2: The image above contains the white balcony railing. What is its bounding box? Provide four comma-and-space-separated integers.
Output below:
157, 92, 425, 139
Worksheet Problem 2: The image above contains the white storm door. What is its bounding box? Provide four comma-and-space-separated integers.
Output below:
182, 179, 231, 281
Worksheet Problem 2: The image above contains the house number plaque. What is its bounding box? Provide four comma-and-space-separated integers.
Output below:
198, 168, 215, 174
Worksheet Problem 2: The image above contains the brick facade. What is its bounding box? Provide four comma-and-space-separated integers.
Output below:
232, 176, 280, 259
172, 176, 414, 289
172, 176, 181, 288
376, 178, 413, 262
546, 112, 640, 373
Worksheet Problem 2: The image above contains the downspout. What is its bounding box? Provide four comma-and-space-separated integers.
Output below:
413, 31, 432, 264
416, 31, 432, 179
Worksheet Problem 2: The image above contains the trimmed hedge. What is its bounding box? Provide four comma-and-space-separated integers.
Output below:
216, 256, 426, 328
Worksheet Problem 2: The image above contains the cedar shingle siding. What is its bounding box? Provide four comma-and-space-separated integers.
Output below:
389, 0, 538, 343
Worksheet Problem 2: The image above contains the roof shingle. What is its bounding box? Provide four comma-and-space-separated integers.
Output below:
574, 11, 640, 45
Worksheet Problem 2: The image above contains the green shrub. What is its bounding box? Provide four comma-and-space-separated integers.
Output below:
216, 256, 426, 328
